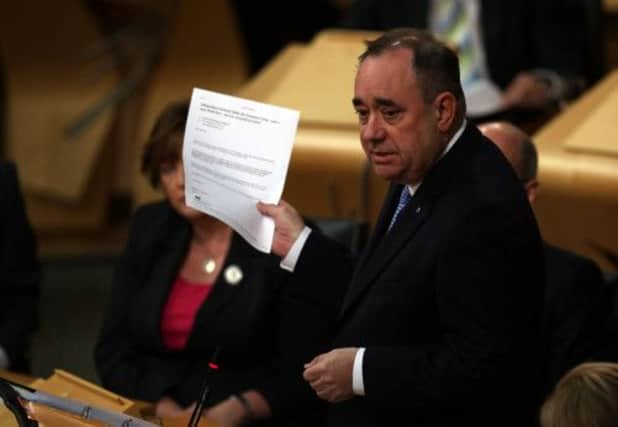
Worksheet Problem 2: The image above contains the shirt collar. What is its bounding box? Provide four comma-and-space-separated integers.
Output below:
405, 119, 467, 197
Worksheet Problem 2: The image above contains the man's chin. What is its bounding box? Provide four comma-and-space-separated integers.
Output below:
372, 165, 403, 182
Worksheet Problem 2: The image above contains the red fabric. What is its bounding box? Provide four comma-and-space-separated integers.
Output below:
161, 276, 213, 350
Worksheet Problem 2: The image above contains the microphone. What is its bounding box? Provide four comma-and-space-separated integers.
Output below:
187, 345, 222, 427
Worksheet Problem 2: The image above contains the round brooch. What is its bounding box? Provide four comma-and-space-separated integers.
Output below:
224, 265, 243, 285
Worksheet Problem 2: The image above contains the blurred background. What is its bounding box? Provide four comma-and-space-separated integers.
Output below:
1, 0, 617, 384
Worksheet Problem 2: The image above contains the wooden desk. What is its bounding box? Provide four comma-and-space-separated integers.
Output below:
0, 369, 216, 426
533, 70, 618, 271
0, 369, 37, 387
238, 43, 306, 102
605, 0, 618, 13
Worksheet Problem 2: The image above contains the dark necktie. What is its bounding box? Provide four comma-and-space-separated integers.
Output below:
387, 187, 412, 232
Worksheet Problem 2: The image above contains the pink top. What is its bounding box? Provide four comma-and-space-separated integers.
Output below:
161, 276, 213, 350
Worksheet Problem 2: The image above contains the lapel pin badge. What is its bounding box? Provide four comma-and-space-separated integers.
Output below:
224, 265, 243, 285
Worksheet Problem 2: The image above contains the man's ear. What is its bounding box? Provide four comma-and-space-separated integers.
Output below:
525, 179, 539, 204
434, 92, 457, 132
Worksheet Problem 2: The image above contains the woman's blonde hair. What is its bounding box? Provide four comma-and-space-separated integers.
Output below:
541, 362, 618, 427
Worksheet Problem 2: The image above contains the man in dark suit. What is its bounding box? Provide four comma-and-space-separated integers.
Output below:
258, 29, 545, 426
0, 160, 40, 374
338, 0, 604, 118
479, 121, 612, 397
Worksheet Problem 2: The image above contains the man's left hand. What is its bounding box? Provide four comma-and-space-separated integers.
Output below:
303, 348, 357, 402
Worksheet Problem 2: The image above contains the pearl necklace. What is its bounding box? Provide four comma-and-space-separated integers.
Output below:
203, 258, 216, 274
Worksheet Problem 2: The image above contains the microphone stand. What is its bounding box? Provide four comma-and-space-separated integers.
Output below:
187, 346, 221, 427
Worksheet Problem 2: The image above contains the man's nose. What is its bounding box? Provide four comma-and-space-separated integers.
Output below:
362, 114, 385, 142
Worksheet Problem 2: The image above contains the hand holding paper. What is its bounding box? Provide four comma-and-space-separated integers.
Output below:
183, 88, 300, 253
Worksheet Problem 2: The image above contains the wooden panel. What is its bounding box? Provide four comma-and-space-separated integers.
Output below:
30, 369, 133, 413
283, 126, 387, 223
24, 126, 115, 236
236, 30, 388, 226
0, 1, 117, 200
563, 86, 618, 156
605, 0, 618, 12
0, 369, 37, 426
264, 30, 380, 128
133, 0, 249, 207
238, 43, 307, 102
534, 71, 618, 271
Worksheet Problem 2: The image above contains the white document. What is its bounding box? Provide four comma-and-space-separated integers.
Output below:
183, 88, 300, 253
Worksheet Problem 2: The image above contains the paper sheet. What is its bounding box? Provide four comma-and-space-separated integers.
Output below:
183, 88, 300, 253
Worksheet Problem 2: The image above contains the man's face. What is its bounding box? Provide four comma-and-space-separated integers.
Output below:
353, 48, 447, 185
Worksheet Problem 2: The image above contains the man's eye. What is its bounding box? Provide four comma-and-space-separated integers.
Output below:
383, 110, 399, 119
355, 110, 369, 121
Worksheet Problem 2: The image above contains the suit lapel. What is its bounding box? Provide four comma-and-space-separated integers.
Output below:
341, 189, 432, 316
138, 217, 191, 349
350, 185, 400, 279
340, 123, 480, 318
192, 233, 250, 325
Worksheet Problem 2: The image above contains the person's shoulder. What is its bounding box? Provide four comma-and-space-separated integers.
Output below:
128, 200, 181, 241
464, 125, 529, 201
132, 199, 170, 221
120, 201, 190, 264
545, 243, 601, 271
544, 243, 604, 285
0, 160, 18, 185
444, 128, 520, 201
438, 127, 539, 240
0, 159, 16, 173
470, 125, 518, 178
0, 161, 28, 216
448, 123, 514, 181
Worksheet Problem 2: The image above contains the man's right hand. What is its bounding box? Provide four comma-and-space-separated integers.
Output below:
256, 200, 305, 258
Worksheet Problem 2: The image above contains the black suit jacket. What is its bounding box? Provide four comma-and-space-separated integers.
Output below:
339, 0, 603, 90
0, 161, 40, 373
541, 243, 610, 395
95, 201, 332, 425
296, 124, 545, 427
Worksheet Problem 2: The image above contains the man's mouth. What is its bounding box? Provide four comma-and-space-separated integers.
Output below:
371, 150, 394, 163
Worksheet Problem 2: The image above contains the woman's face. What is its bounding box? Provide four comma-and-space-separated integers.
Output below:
159, 159, 205, 221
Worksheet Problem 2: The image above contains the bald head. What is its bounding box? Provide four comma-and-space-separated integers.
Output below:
479, 121, 537, 182
479, 121, 539, 203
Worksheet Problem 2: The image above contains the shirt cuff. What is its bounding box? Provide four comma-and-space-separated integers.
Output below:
352, 347, 366, 396
0, 346, 10, 369
279, 226, 312, 272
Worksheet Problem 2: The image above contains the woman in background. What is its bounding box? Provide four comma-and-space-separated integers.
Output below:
540, 362, 618, 427
95, 101, 330, 426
